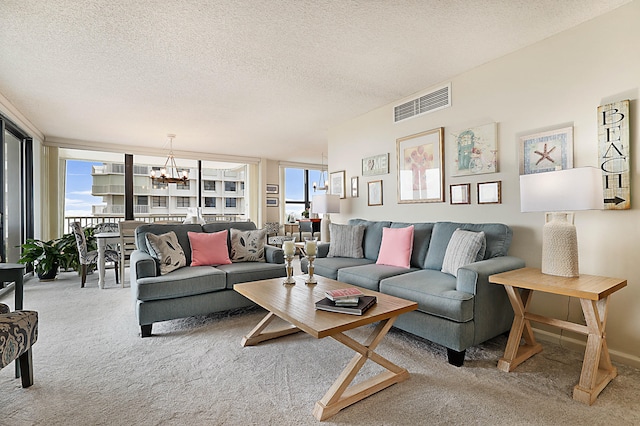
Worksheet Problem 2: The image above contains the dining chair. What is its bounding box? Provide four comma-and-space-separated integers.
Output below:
118, 220, 146, 285
0, 303, 38, 387
94, 222, 120, 251
71, 222, 119, 287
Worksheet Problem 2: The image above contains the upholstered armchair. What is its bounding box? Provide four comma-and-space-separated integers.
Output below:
0, 303, 38, 387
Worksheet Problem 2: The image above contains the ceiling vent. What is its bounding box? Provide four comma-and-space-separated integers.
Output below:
394, 83, 451, 123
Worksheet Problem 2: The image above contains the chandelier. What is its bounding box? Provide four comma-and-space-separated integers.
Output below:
313, 153, 328, 191
150, 134, 189, 183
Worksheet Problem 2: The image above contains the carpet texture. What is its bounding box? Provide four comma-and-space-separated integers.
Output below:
1, 269, 639, 425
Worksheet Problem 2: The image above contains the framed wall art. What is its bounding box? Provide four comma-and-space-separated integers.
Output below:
330, 170, 346, 199
266, 197, 279, 207
451, 122, 498, 176
450, 183, 471, 205
368, 180, 383, 206
266, 184, 279, 194
519, 126, 573, 175
477, 181, 501, 204
362, 153, 389, 176
396, 127, 444, 203
351, 176, 359, 197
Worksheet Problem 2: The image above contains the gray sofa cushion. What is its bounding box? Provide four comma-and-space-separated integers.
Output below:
309, 257, 375, 280
337, 264, 420, 291
424, 222, 512, 270
391, 222, 434, 269
348, 219, 391, 261
216, 262, 286, 289
135, 266, 226, 302
380, 269, 474, 323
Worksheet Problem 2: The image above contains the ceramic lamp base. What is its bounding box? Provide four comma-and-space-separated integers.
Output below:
542, 212, 579, 278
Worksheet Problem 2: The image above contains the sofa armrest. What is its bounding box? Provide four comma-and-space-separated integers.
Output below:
131, 250, 158, 279
457, 256, 526, 345
265, 245, 284, 264
456, 256, 525, 295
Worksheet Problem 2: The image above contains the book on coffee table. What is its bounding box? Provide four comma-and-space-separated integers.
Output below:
325, 287, 365, 301
315, 295, 377, 315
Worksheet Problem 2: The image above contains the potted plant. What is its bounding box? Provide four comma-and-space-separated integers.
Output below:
18, 238, 64, 281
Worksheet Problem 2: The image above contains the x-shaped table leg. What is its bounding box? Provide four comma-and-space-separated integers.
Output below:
312, 317, 409, 421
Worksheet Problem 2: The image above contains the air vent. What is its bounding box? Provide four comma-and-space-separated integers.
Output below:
394, 83, 451, 123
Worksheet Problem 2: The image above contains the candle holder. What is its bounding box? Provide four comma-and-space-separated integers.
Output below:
283, 254, 296, 285
305, 255, 317, 285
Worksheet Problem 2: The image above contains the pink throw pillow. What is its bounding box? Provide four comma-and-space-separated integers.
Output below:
376, 226, 414, 268
188, 230, 232, 266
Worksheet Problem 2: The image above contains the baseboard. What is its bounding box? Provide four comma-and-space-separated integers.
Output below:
0, 282, 16, 300
533, 328, 640, 370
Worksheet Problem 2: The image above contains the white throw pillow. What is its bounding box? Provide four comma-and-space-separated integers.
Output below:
145, 231, 187, 275
230, 228, 267, 262
441, 229, 486, 277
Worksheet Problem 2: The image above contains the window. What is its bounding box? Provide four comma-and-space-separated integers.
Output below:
176, 180, 190, 190
203, 180, 216, 191
152, 196, 167, 207
225, 198, 237, 208
225, 181, 237, 192
284, 167, 324, 219
205, 197, 216, 207
137, 196, 148, 206
152, 180, 168, 190
176, 197, 190, 208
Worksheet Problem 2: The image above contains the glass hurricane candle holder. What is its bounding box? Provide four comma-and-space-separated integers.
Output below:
304, 237, 318, 285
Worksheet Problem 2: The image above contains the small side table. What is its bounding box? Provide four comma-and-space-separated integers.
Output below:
0, 262, 26, 379
489, 267, 626, 405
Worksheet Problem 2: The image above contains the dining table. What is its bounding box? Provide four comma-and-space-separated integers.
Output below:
94, 231, 120, 289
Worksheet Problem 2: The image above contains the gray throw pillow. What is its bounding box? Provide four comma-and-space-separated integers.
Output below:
441, 229, 486, 277
145, 231, 187, 275
230, 228, 266, 262
327, 223, 365, 258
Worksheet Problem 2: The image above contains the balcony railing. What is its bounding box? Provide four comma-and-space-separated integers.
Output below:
64, 214, 248, 234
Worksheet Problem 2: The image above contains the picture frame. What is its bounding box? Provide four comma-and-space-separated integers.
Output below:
450, 183, 471, 205
477, 181, 501, 204
351, 176, 359, 197
396, 127, 445, 203
519, 126, 573, 175
266, 184, 279, 194
330, 170, 346, 199
362, 153, 389, 176
451, 122, 498, 176
367, 180, 383, 206
266, 197, 279, 207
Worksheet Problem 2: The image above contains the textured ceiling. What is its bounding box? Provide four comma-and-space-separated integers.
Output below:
0, 0, 631, 164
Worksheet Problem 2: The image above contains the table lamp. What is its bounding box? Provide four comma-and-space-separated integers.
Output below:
312, 194, 340, 243
520, 167, 604, 277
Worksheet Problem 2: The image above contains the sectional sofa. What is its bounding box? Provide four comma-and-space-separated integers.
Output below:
301, 219, 525, 366
130, 221, 285, 337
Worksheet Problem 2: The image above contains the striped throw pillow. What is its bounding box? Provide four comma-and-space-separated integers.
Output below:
441, 229, 486, 277
327, 223, 365, 258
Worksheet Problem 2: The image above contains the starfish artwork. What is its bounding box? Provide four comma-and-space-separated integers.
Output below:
534, 143, 556, 165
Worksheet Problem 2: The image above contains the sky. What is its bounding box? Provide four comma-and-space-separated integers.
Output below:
65, 160, 104, 217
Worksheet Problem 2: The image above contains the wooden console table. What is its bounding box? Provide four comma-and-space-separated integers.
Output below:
489, 267, 626, 405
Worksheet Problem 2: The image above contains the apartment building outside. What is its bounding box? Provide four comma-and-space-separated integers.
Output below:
90, 162, 247, 220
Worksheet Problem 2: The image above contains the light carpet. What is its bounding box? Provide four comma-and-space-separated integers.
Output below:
1, 269, 639, 426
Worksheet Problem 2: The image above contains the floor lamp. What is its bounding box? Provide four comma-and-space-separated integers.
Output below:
520, 167, 603, 277
312, 194, 340, 243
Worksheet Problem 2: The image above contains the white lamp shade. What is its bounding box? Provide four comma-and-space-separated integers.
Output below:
520, 167, 604, 212
312, 194, 340, 214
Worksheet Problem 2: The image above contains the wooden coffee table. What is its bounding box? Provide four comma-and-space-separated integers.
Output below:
234, 275, 418, 421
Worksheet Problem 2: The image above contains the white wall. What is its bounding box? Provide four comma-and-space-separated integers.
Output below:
327, 1, 640, 366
